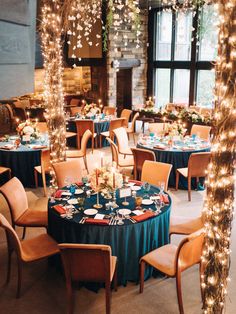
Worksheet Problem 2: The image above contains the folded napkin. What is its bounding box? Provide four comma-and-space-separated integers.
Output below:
129, 180, 143, 186
32, 145, 48, 150
181, 147, 193, 151
132, 211, 155, 222
85, 218, 109, 225
54, 190, 63, 198
1, 145, 14, 150
153, 145, 166, 150
160, 194, 169, 204
53, 205, 66, 214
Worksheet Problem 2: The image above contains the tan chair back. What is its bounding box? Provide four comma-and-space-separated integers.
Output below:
190, 124, 211, 141
103, 106, 116, 116
120, 109, 132, 127
75, 120, 94, 149
176, 229, 205, 272
70, 98, 80, 107
37, 122, 48, 133
188, 152, 211, 178
52, 159, 82, 188
131, 148, 156, 180
59, 243, 112, 282
41, 149, 51, 173
130, 112, 139, 132
113, 127, 129, 153
0, 177, 28, 224
70, 106, 82, 116
109, 118, 126, 138
141, 160, 172, 191
148, 123, 168, 135
106, 138, 119, 166
80, 129, 92, 155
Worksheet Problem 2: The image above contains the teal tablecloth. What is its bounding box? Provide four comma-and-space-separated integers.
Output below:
48, 184, 171, 285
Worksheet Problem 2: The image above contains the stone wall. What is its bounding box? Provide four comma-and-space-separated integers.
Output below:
107, 9, 148, 107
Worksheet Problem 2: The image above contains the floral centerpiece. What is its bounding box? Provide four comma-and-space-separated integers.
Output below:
144, 97, 155, 110
16, 120, 40, 140
165, 122, 187, 137
83, 102, 101, 117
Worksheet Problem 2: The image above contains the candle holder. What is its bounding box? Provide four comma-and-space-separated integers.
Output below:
93, 192, 103, 209
122, 197, 129, 206
111, 189, 119, 209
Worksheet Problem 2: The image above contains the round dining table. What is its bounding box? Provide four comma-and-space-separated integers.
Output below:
137, 136, 211, 189
48, 182, 171, 286
0, 138, 48, 187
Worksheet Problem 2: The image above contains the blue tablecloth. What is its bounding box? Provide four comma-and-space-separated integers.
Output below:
48, 184, 171, 285
137, 143, 210, 189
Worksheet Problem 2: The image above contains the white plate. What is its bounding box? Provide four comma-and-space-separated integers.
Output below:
75, 189, 84, 195
131, 186, 141, 191
142, 199, 153, 205
61, 191, 72, 196
84, 209, 98, 216
67, 198, 78, 205
118, 209, 131, 215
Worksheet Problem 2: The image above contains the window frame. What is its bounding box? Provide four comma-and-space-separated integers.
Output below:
147, 7, 215, 107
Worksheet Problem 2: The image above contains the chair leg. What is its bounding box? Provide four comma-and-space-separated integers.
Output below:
67, 283, 74, 314
139, 260, 145, 293
199, 262, 204, 303
34, 169, 38, 188
175, 171, 179, 191
22, 227, 26, 240
8, 169, 11, 180
176, 271, 184, 314
188, 176, 191, 202
16, 258, 22, 298
6, 248, 13, 285
83, 156, 89, 173
133, 133, 135, 144
105, 281, 111, 314
42, 171, 47, 197
113, 265, 118, 292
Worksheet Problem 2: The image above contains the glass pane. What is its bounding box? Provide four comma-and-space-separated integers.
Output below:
156, 12, 172, 60
173, 69, 190, 104
155, 69, 171, 108
198, 5, 218, 61
197, 70, 215, 108
174, 11, 192, 60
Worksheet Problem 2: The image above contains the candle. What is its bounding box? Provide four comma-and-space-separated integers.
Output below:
36, 118, 38, 124
16, 118, 19, 124
95, 163, 99, 186
163, 117, 166, 130
112, 168, 115, 189
100, 152, 104, 168
27, 111, 30, 118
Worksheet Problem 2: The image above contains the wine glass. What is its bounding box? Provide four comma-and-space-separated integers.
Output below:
159, 181, 165, 195
142, 182, 150, 198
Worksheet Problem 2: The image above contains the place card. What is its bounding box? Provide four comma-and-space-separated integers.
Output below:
94, 214, 105, 220
133, 210, 144, 216
119, 187, 132, 198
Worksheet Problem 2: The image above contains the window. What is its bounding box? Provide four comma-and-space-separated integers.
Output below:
148, 5, 217, 108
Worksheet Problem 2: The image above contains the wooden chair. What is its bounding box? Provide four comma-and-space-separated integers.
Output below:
103, 106, 116, 116
0, 177, 48, 239
131, 148, 156, 180
0, 165, 11, 182
70, 98, 80, 107
66, 129, 92, 173
59, 243, 117, 314
190, 124, 211, 141
34, 150, 51, 196
0, 213, 59, 298
176, 152, 211, 201
106, 138, 134, 170
140, 229, 205, 314
141, 160, 172, 192
75, 120, 96, 153
169, 215, 204, 239
120, 109, 132, 127
52, 159, 82, 189
125, 112, 139, 143
100, 118, 125, 146
70, 106, 82, 116
113, 127, 133, 156
148, 122, 168, 135
36, 122, 48, 133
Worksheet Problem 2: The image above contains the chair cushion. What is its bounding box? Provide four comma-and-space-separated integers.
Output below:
100, 131, 109, 137
66, 132, 77, 138
119, 147, 133, 155
125, 128, 133, 133
169, 216, 203, 235
177, 167, 188, 178
0, 166, 10, 174
140, 244, 178, 276
21, 233, 59, 262
118, 156, 134, 167
66, 150, 84, 158
16, 208, 48, 227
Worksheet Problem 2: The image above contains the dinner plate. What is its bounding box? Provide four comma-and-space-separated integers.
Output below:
67, 198, 78, 205
61, 191, 72, 196
142, 199, 153, 205
118, 209, 131, 215
131, 186, 141, 191
75, 189, 84, 195
84, 209, 98, 216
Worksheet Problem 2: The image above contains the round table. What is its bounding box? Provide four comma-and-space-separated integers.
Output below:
0, 140, 48, 187
48, 183, 171, 285
137, 138, 210, 189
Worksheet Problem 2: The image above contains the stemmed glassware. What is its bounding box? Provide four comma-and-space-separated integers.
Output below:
142, 182, 151, 198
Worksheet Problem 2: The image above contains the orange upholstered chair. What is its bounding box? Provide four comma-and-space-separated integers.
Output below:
70, 106, 82, 116
75, 120, 96, 153
103, 106, 116, 116
125, 112, 139, 143
52, 159, 82, 188
34, 149, 51, 196
70, 98, 80, 107
141, 160, 172, 191
140, 229, 205, 314
131, 148, 156, 180
190, 124, 211, 141
120, 109, 132, 127
0, 177, 47, 239
100, 118, 125, 145
36, 122, 48, 133
169, 215, 204, 239
59, 243, 117, 314
0, 214, 59, 298
66, 129, 92, 173
106, 138, 134, 170
113, 127, 133, 156
176, 152, 211, 201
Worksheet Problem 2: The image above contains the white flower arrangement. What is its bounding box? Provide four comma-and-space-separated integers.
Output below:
165, 122, 187, 137
83, 102, 101, 116
16, 120, 40, 139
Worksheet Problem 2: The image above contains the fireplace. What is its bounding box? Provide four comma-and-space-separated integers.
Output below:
116, 68, 132, 116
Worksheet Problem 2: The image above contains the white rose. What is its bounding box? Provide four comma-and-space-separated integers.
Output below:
23, 126, 34, 135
